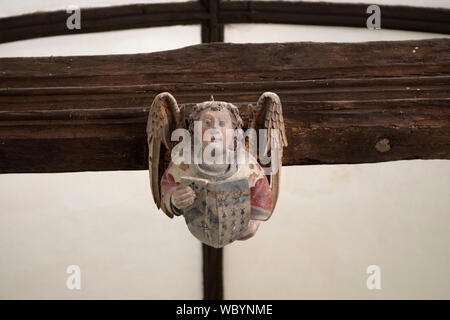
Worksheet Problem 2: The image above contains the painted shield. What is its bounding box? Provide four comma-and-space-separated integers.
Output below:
181, 176, 251, 248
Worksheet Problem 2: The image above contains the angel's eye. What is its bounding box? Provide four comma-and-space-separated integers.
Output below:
219, 120, 226, 127
205, 120, 211, 127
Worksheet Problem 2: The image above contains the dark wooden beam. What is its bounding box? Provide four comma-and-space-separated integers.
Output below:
0, 1, 448, 44
201, 0, 224, 43
0, 39, 449, 174
219, 1, 450, 34
201, 1, 224, 301
202, 244, 223, 300
0, 1, 207, 44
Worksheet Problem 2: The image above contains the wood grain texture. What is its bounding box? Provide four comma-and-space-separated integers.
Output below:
0, 39, 449, 173
219, 1, 450, 34
201, 0, 224, 43
0, 1, 448, 44
0, 1, 208, 44
202, 243, 223, 300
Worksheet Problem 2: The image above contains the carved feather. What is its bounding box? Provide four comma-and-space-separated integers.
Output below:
253, 92, 288, 215
146, 92, 181, 218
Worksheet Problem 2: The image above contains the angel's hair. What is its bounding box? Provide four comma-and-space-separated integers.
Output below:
188, 101, 243, 133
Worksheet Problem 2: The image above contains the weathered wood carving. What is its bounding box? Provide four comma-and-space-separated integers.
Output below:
146, 92, 287, 247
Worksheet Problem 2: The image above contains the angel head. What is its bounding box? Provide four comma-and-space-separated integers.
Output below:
188, 100, 243, 159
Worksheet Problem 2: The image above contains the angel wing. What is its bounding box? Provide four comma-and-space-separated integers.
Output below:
251, 92, 288, 213
146, 92, 182, 218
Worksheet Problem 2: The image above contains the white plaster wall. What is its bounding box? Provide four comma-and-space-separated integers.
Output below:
225, 24, 450, 43
0, 24, 201, 57
0, 171, 202, 299
0, 0, 449, 299
224, 161, 450, 299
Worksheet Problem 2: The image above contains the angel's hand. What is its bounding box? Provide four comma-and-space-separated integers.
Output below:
171, 186, 196, 210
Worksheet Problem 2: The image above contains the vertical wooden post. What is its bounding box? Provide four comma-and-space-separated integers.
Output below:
201, 0, 224, 43
202, 244, 224, 300
200, 0, 225, 300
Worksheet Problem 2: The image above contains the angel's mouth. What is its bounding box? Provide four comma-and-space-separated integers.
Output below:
209, 137, 222, 142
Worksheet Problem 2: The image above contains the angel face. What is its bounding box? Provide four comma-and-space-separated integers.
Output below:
199, 107, 234, 149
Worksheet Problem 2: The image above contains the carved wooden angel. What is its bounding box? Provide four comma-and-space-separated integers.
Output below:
146, 92, 287, 248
